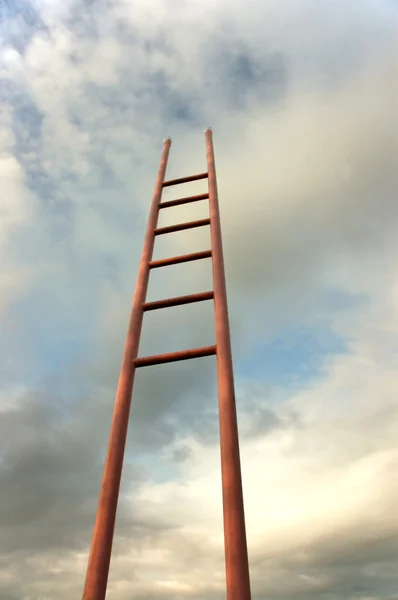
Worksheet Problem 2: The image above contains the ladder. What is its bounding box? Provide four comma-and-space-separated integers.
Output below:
82, 129, 252, 600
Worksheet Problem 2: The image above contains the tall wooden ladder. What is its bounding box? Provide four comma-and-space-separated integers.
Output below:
82, 129, 251, 600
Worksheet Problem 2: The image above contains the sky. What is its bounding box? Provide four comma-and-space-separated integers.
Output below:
1, 0, 398, 598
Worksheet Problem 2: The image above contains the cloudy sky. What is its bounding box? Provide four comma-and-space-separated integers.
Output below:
1, 0, 398, 598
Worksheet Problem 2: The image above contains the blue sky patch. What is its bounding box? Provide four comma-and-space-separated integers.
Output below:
236, 322, 347, 389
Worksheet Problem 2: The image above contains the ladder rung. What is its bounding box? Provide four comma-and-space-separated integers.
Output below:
155, 218, 210, 236
143, 291, 214, 312
134, 345, 217, 368
162, 173, 208, 187
159, 193, 209, 209
149, 249, 212, 269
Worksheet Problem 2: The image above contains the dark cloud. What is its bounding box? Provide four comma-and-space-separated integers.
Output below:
203, 37, 289, 110
0, 364, 214, 586
250, 528, 398, 599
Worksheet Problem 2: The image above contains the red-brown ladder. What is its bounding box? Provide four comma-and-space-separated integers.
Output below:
82, 129, 251, 600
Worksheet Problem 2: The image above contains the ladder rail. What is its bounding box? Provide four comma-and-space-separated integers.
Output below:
162, 171, 208, 187
205, 128, 251, 600
142, 291, 214, 312
154, 217, 210, 236
159, 192, 209, 209
149, 249, 212, 269
81, 136, 172, 600
134, 345, 216, 367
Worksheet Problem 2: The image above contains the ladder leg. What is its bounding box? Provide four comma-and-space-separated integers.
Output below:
205, 128, 252, 600
82, 137, 172, 600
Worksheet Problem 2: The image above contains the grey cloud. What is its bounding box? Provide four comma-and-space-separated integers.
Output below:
250, 530, 398, 599
0, 370, 193, 566
171, 444, 192, 463
202, 37, 288, 110
237, 384, 286, 439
